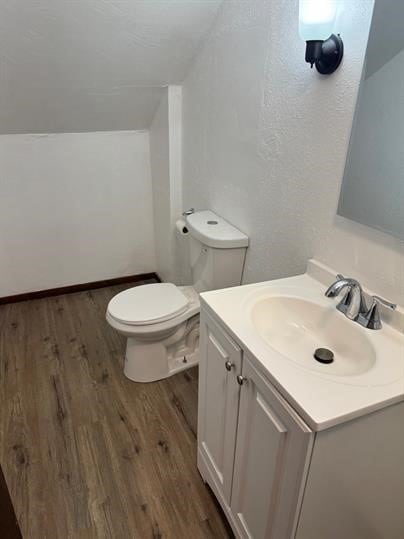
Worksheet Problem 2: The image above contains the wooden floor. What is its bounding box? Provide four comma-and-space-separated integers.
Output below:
0, 281, 232, 539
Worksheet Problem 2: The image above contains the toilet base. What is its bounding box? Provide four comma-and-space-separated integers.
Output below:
123, 318, 200, 382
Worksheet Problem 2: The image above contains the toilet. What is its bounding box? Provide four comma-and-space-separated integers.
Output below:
106, 210, 248, 382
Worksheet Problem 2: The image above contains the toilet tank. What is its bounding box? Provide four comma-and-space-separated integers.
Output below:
185, 210, 249, 293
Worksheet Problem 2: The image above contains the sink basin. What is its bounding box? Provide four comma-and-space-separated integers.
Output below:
201, 261, 404, 429
250, 295, 376, 377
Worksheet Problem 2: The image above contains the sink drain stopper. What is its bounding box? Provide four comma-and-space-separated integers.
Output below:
314, 348, 334, 364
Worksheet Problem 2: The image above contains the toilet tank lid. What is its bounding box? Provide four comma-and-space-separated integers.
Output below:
186, 210, 249, 249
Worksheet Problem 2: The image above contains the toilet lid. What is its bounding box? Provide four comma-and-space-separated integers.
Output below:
107, 283, 189, 326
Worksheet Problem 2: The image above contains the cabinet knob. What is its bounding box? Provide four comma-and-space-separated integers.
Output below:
236, 375, 247, 386
225, 360, 234, 371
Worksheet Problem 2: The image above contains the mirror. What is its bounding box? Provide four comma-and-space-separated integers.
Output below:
337, 0, 404, 239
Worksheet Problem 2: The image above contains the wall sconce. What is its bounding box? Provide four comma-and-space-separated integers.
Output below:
299, 0, 343, 75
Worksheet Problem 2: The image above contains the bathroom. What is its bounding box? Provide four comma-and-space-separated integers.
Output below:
1, 0, 403, 537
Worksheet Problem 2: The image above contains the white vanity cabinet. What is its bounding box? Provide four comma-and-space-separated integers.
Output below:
197, 262, 404, 539
198, 307, 404, 539
197, 311, 314, 538
197, 310, 242, 506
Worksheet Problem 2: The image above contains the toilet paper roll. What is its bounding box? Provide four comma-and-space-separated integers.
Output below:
176, 219, 189, 235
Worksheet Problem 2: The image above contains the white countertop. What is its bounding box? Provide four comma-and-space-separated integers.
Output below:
200, 260, 404, 431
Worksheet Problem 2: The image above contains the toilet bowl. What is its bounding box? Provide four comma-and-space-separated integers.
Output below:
107, 283, 200, 382
106, 210, 249, 383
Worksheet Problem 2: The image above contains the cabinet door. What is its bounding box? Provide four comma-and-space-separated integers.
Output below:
230, 357, 313, 539
197, 311, 242, 505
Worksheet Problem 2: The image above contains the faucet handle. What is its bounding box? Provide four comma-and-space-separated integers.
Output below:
357, 295, 396, 330
372, 295, 396, 311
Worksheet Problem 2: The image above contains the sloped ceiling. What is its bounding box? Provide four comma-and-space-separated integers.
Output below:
0, 0, 222, 134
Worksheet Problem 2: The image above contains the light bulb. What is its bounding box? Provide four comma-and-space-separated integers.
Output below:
299, 0, 337, 41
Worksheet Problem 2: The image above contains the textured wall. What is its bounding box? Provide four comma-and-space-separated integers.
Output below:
0, 131, 155, 296
150, 91, 173, 281
182, 0, 404, 304
150, 87, 184, 284
0, 0, 222, 133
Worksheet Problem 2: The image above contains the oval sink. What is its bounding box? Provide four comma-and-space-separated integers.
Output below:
250, 296, 376, 377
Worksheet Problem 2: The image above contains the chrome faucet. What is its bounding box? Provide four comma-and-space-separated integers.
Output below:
325, 274, 396, 329
325, 274, 367, 320
357, 295, 396, 330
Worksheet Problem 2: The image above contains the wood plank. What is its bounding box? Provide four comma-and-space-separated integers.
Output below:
0, 283, 232, 538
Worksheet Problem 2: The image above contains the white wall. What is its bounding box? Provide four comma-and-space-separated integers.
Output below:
150, 91, 172, 281
182, 0, 404, 304
150, 86, 184, 284
0, 130, 155, 297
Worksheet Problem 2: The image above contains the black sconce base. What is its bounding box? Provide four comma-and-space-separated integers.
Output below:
305, 34, 344, 75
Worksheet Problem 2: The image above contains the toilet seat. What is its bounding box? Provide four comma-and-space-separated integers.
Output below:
107, 283, 189, 326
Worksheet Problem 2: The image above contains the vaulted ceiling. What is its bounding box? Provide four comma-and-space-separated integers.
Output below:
0, 0, 222, 134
